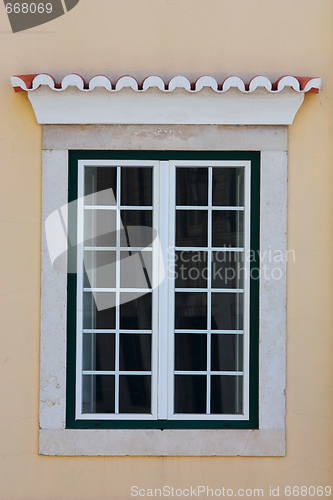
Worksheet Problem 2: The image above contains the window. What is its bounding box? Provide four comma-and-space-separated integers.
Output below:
66, 151, 259, 429
12, 72, 321, 455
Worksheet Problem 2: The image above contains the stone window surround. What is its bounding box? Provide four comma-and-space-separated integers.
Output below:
40, 124, 287, 456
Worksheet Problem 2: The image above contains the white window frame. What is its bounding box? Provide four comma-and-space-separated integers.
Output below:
76, 160, 160, 421
39, 124, 287, 456
166, 160, 251, 421
73, 159, 252, 423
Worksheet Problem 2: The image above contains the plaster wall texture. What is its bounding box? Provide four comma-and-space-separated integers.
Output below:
0, 0, 332, 498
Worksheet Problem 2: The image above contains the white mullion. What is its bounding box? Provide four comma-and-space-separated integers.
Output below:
83, 288, 153, 293
175, 329, 244, 334
82, 371, 152, 376
79, 413, 157, 421
84, 205, 153, 211
83, 329, 116, 334
114, 166, 121, 414
78, 159, 157, 167
150, 161, 160, 419
167, 162, 176, 418
84, 247, 153, 252
84, 206, 117, 211
206, 166, 213, 415
175, 206, 244, 211
174, 288, 244, 293
157, 161, 170, 419
242, 162, 251, 418
76, 162, 85, 419
166, 160, 247, 168
174, 371, 243, 376
175, 247, 244, 252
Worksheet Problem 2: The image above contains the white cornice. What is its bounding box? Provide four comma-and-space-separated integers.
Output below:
11, 74, 321, 126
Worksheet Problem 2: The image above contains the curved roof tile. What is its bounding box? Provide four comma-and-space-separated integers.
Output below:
10, 74, 322, 94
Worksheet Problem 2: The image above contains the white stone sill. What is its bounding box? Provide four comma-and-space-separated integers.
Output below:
39, 429, 285, 456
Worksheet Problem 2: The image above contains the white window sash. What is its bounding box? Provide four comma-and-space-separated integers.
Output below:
74, 159, 252, 421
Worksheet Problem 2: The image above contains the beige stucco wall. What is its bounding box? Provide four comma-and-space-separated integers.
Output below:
1, 1, 332, 498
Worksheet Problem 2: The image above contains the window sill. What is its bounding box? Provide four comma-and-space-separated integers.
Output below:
39, 428, 285, 456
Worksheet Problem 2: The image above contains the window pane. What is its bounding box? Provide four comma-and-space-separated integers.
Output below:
175, 251, 208, 288
119, 375, 151, 413
120, 293, 152, 330
83, 292, 116, 329
83, 251, 116, 288
84, 210, 117, 247
120, 251, 152, 289
83, 333, 115, 371
212, 210, 244, 248
120, 210, 153, 247
210, 375, 243, 414
211, 251, 244, 289
211, 334, 243, 371
176, 167, 208, 206
119, 334, 151, 371
174, 375, 206, 413
121, 210, 152, 229
85, 167, 117, 205
212, 167, 244, 206
175, 292, 207, 330
211, 293, 243, 330
82, 375, 115, 414
175, 333, 207, 371
176, 210, 208, 247
121, 167, 152, 206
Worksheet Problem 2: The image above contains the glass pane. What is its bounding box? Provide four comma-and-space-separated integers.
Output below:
120, 210, 153, 247
211, 334, 243, 371
175, 292, 207, 330
176, 167, 208, 206
84, 210, 117, 247
211, 375, 243, 414
211, 293, 243, 330
211, 251, 244, 289
121, 167, 152, 206
84, 167, 117, 205
175, 251, 208, 288
174, 375, 206, 413
212, 167, 244, 206
176, 210, 208, 247
83, 333, 115, 371
212, 210, 244, 248
83, 251, 116, 288
82, 375, 115, 413
119, 334, 151, 371
119, 375, 151, 413
120, 293, 152, 330
175, 333, 207, 371
120, 251, 152, 289
83, 292, 116, 329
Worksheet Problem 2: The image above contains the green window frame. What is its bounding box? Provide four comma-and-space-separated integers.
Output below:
66, 150, 259, 429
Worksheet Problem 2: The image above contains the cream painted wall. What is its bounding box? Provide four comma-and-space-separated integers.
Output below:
0, 1, 332, 498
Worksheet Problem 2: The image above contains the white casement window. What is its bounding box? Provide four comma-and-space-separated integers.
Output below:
74, 159, 252, 423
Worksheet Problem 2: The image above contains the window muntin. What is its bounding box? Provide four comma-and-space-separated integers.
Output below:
67, 152, 259, 429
